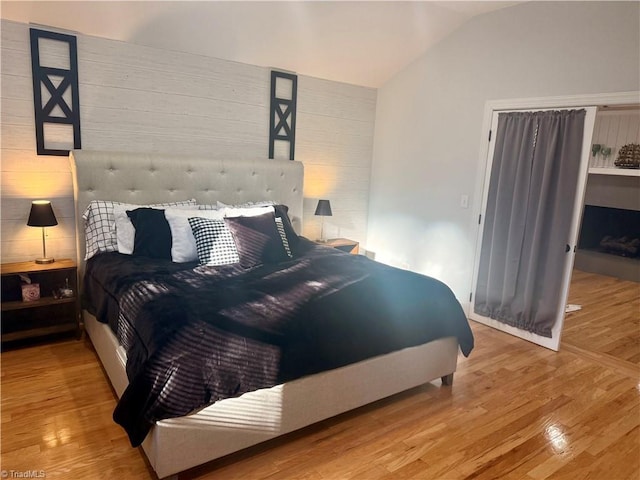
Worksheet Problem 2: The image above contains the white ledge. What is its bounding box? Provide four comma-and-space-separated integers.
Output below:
588, 167, 640, 177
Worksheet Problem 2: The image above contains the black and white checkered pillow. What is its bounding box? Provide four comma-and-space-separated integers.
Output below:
83, 200, 120, 259
275, 217, 292, 258
82, 199, 196, 260
187, 217, 240, 266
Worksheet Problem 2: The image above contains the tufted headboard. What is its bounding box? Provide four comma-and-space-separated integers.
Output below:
70, 150, 304, 277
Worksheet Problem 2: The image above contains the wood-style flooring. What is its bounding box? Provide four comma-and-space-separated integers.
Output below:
1, 271, 638, 479
563, 269, 640, 369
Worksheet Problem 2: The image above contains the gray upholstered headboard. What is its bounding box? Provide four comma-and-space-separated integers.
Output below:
70, 150, 304, 276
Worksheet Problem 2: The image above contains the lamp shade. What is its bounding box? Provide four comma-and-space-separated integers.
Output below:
27, 200, 58, 227
314, 199, 332, 217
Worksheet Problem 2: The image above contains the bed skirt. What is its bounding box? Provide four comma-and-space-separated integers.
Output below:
84, 310, 459, 479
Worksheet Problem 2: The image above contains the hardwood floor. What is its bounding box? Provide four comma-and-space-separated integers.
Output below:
563, 269, 640, 367
2, 273, 638, 479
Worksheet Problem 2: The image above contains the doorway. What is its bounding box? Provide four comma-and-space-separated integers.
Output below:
468, 92, 639, 351
563, 104, 640, 368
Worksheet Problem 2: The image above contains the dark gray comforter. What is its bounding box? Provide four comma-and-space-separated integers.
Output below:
83, 238, 474, 446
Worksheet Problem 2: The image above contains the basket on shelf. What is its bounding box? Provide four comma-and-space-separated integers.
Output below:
614, 143, 640, 169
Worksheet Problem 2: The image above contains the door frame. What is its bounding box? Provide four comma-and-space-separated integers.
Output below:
468, 91, 640, 350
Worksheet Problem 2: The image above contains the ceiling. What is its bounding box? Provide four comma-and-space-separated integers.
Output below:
1, 1, 518, 88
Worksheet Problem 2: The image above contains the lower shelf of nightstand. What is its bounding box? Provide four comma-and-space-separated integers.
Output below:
1, 322, 78, 343
1, 296, 76, 312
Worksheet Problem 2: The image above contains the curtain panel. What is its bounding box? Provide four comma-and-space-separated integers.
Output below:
474, 109, 586, 337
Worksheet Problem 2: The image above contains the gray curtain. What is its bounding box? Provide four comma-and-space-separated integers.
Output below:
474, 109, 586, 337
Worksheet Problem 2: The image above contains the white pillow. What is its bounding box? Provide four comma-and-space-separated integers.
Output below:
113, 205, 139, 255
197, 204, 221, 211
223, 205, 274, 218
169, 206, 274, 264
197, 201, 274, 211
216, 200, 275, 209
83, 199, 196, 260
164, 208, 226, 262
113, 204, 196, 255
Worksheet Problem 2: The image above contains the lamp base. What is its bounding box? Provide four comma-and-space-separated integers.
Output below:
35, 257, 55, 265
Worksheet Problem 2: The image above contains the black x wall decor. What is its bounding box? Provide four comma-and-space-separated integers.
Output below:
30, 28, 81, 156
269, 70, 297, 160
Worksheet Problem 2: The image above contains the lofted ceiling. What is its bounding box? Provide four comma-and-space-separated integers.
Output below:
1, 1, 518, 88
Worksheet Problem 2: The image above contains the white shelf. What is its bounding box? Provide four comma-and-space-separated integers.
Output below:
588, 167, 640, 177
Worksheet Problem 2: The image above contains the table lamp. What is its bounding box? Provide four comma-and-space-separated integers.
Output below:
27, 200, 58, 264
314, 199, 332, 242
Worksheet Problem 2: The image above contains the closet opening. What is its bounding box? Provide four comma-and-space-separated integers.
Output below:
471, 92, 638, 353
563, 103, 639, 369
574, 105, 640, 283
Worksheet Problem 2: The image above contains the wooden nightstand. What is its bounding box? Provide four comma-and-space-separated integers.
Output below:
322, 238, 359, 255
1, 259, 80, 344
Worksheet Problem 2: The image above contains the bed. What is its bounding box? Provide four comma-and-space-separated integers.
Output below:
71, 150, 474, 479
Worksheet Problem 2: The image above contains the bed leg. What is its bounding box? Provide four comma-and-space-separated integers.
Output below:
441, 373, 454, 386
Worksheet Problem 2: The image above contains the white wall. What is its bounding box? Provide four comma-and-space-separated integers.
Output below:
367, 1, 640, 303
1, 19, 376, 263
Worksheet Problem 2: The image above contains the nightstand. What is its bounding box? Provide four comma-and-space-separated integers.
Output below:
1, 259, 80, 344
322, 238, 359, 255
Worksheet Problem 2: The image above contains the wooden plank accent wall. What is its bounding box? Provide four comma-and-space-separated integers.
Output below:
590, 108, 640, 168
1, 19, 376, 263
584, 108, 640, 211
